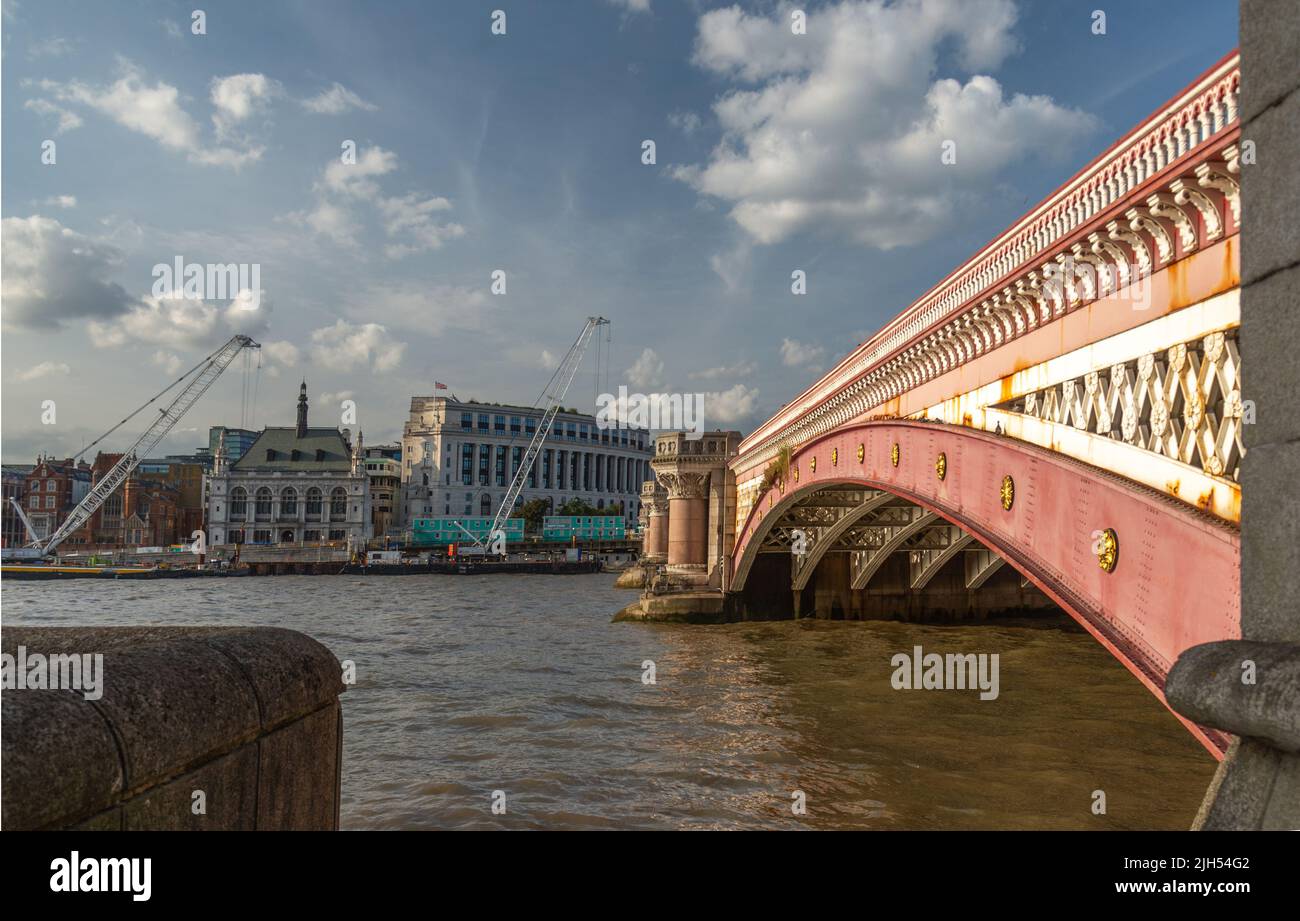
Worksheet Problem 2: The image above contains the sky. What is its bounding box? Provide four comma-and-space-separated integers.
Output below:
1, 0, 1238, 462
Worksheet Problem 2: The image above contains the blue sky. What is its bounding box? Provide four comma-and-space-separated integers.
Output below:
1, 0, 1238, 461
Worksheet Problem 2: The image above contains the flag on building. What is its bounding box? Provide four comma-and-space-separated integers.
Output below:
434, 381, 448, 390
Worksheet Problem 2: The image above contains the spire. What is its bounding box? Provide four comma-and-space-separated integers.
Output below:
297, 381, 309, 438
214, 428, 227, 474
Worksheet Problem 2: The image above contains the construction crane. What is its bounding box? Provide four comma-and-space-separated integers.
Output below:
27, 334, 260, 557
478, 316, 609, 553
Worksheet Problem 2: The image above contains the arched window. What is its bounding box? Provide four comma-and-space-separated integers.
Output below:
480, 493, 492, 516
230, 487, 247, 520
280, 487, 297, 516
306, 488, 323, 520
255, 487, 273, 519
330, 487, 347, 521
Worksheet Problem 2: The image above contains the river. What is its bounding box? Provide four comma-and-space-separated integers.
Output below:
1, 573, 1217, 829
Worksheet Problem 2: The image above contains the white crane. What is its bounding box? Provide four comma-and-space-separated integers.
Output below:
27, 334, 260, 557
477, 317, 609, 553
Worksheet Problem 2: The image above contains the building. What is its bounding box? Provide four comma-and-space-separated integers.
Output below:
19, 456, 91, 542
61, 453, 185, 550
208, 426, 258, 465
363, 444, 402, 538
204, 383, 371, 547
2, 464, 35, 547
399, 396, 654, 531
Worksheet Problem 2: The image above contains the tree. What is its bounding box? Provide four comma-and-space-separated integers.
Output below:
519, 498, 550, 533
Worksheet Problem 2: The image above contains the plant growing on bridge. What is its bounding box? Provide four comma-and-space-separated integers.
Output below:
759, 445, 792, 495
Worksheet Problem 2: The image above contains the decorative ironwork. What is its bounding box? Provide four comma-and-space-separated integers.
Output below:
1000, 475, 1015, 511
857, 443, 865, 463
891, 443, 900, 467
1097, 527, 1119, 572
810, 456, 817, 474
993, 329, 1243, 482
831, 447, 838, 466
935, 452, 947, 481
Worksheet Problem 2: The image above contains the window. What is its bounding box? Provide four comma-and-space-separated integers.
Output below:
525, 418, 536, 435
510, 416, 521, 433
230, 487, 248, 520
495, 448, 506, 486
281, 487, 297, 516
494, 415, 506, 431
29, 495, 39, 509
306, 488, 323, 520
255, 487, 273, 519
477, 414, 489, 431
461, 412, 473, 430
330, 487, 347, 521
566, 423, 576, 439
480, 493, 492, 516
329, 529, 345, 541
305, 529, 321, 542
579, 424, 588, 440
478, 445, 490, 485
461, 445, 474, 485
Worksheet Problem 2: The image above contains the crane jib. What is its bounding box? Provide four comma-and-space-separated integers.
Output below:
35, 334, 260, 557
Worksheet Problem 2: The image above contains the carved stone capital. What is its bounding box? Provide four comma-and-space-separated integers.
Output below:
656, 471, 710, 500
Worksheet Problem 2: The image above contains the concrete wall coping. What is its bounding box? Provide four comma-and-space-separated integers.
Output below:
2, 626, 344, 830
1166, 640, 1300, 752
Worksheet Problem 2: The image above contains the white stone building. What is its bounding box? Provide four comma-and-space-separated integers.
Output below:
399, 396, 654, 529
205, 384, 371, 546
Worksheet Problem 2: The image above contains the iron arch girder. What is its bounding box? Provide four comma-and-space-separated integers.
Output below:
791, 491, 898, 590
729, 420, 1239, 757
849, 510, 938, 589
909, 526, 975, 590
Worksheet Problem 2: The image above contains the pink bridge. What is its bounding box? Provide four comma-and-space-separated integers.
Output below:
700, 53, 1243, 756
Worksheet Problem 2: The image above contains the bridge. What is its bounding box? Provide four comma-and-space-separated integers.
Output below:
634, 53, 1249, 756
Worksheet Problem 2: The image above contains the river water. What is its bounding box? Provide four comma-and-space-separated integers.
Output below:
2, 573, 1216, 830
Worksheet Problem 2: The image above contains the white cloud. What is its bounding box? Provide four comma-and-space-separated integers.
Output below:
626, 348, 665, 390
689, 360, 756, 381
42, 195, 76, 208
16, 361, 71, 381
308, 320, 405, 373
539, 349, 559, 371
709, 242, 751, 292
607, 0, 652, 12
702, 384, 760, 424
210, 73, 277, 140
160, 19, 183, 39
24, 98, 82, 134
28, 36, 75, 58
780, 338, 824, 368
303, 82, 377, 115
668, 110, 702, 135
290, 148, 465, 257
346, 282, 491, 332
1, 215, 135, 329
675, 0, 1095, 248
33, 61, 265, 168
152, 351, 184, 375
88, 290, 271, 350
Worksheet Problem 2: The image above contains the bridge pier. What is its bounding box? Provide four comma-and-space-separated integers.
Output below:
1164, 5, 1300, 829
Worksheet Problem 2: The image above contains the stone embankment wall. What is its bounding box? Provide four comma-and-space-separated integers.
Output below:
2, 626, 345, 830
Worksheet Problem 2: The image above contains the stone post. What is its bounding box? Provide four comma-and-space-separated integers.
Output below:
640, 479, 668, 564
1165, 5, 1300, 829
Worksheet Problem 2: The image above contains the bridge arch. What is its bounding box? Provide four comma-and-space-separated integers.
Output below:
730, 420, 1238, 755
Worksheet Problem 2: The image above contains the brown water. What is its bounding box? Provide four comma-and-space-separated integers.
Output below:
0, 573, 1216, 829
